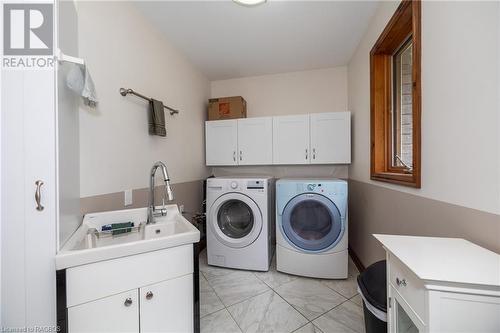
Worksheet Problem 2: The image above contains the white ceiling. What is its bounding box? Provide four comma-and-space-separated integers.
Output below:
135, 1, 379, 80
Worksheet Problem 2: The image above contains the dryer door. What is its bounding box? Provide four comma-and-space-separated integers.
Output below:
208, 193, 263, 248
281, 193, 344, 252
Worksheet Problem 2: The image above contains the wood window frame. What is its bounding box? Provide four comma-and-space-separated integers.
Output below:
370, 0, 421, 188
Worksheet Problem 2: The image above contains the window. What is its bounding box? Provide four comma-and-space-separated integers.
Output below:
370, 0, 421, 188
392, 38, 413, 170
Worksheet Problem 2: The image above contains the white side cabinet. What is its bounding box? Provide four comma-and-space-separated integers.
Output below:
206, 117, 273, 166
375, 234, 500, 333
272, 114, 310, 165
310, 112, 351, 164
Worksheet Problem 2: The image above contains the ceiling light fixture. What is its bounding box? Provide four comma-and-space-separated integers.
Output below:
232, 0, 267, 7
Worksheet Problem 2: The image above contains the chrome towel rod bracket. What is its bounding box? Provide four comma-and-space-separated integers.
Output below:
119, 88, 179, 115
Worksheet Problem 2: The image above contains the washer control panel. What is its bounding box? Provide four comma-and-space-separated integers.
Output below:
247, 180, 265, 190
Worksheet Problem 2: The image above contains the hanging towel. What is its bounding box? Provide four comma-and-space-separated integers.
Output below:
149, 99, 166, 137
66, 64, 98, 107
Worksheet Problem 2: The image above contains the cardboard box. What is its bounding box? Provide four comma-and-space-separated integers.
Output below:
208, 96, 247, 120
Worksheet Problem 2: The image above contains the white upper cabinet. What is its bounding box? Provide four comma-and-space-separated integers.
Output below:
237, 117, 273, 165
273, 114, 310, 165
205, 119, 238, 166
205, 112, 351, 166
310, 112, 351, 164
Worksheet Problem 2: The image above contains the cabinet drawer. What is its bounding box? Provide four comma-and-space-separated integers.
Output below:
67, 245, 193, 307
388, 253, 426, 322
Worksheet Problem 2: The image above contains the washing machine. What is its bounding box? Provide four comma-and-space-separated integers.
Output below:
206, 176, 275, 271
276, 179, 348, 279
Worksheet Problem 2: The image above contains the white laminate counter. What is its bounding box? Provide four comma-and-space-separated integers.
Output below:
374, 234, 500, 288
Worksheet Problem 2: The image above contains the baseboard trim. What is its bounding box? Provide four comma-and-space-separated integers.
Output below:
348, 246, 365, 273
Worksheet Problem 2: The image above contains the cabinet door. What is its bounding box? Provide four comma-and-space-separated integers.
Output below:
237, 117, 273, 165
273, 115, 310, 164
140, 274, 193, 333
310, 112, 351, 164
205, 120, 238, 166
2, 70, 57, 327
388, 285, 425, 333
68, 290, 139, 333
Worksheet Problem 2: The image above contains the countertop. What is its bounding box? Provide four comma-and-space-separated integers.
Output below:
374, 234, 500, 287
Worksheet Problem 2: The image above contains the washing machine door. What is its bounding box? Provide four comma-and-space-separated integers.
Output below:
281, 193, 343, 252
208, 193, 263, 248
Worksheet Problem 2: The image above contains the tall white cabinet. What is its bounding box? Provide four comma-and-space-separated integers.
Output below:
1, 68, 57, 328
1, 0, 81, 327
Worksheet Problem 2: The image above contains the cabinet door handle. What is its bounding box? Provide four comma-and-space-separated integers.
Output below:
35, 180, 44, 211
305, 149, 308, 160
233, 151, 236, 162
124, 297, 133, 306
312, 148, 316, 160
239, 150, 242, 161
396, 277, 407, 287
146, 291, 154, 300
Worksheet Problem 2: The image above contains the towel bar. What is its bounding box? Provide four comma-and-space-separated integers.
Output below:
119, 88, 179, 115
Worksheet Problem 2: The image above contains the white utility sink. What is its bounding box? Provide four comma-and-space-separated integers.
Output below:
56, 205, 200, 269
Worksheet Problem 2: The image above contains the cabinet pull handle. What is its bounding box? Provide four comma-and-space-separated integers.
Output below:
124, 297, 133, 306
305, 149, 308, 160
396, 277, 407, 287
35, 180, 44, 211
233, 151, 236, 162
239, 150, 242, 161
146, 291, 154, 300
313, 148, 316, 160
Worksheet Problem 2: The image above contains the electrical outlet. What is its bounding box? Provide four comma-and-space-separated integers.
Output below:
179, 205, 185, 214
124, 189, 133, 206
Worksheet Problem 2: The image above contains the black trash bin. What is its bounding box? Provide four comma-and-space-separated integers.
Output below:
357, 260, 387, 333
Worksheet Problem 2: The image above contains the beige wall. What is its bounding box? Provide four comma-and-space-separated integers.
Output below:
210, 66, 349, 179
349, 180, 500, 266
77, 1, 210, 198
347, 1, 500, 265
348, 1, 500, 215
211, 66, 348, 117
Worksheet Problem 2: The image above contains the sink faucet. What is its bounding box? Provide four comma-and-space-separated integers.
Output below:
147, 161, 174, 224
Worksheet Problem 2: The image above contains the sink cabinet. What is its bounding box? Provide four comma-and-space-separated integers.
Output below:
63, 244, 195, 333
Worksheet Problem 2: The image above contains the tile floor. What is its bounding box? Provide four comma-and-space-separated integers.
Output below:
199, 249, 365, 333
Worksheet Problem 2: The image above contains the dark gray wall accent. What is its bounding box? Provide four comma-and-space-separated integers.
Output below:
80, 180, 204, 216
349, 179, 500, 267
